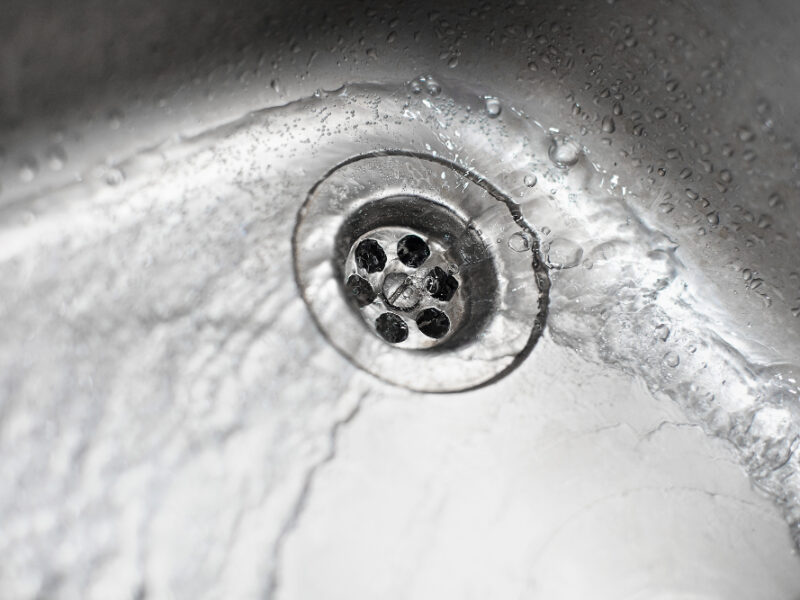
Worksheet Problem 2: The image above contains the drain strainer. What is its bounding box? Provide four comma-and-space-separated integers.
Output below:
293, 153, 549, 392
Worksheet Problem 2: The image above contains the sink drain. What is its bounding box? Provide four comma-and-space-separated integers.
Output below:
343, 217, 472, 350
293, 152, 549, 392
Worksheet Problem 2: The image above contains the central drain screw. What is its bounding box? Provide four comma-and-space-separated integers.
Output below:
382, 272, 422, 311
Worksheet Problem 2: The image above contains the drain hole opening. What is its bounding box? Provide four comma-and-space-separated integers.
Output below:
346, 274, 377, 307
397, 234, 431, 268
355, 239, 387, 273
425, 266, 459, 302
416, 308, 451, 339
376, 312, 409, 344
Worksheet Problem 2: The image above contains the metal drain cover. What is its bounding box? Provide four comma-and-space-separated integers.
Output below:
293, 153, 549, 392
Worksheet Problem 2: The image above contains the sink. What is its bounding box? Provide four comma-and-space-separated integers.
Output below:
2, 1, 800, 598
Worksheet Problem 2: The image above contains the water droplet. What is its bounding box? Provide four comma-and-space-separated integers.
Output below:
706, 212, 719, 225
737, 126, 755, 142
679, 167, 693, 179
270, 79, 281, 93
653, 107, 667, 119
718, 169, 732, 183
664, 351, 680, 367
104, 167, 125, 186
45, 145, 67, 171
665, 79, 679, 92
18, 157, 38, 182
484, 96, 501, 118
548, 135, 581, 168
107, 108, 124, 130
654, 324, 670, 341
612, 101, 623, 116
425, 78, 442, 96
508, 231, 533, 252
528, 60, 539, 71
546, 237, 583, 269
523, 174, 537, 187
601, 116, 615, 133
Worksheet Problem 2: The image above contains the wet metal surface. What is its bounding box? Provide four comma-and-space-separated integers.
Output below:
1, 1, 800, 598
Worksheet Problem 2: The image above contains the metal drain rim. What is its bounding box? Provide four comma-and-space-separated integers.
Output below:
292, 151, 550, 393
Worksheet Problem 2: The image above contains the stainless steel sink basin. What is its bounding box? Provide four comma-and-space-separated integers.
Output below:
2, 1, 800, 598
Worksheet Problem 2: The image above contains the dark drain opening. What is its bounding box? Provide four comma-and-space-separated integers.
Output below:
354, 239, 386, 273
396, 234, 431, 268
416, 308, 450, 339
376, 312, 409, 344
346, 274, 376, 307
425, 266, 459, 301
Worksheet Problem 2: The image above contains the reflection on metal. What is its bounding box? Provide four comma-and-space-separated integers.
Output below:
2, 0, 800, 597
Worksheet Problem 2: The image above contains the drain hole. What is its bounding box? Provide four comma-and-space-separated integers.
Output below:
346, 274, 377, 307
376, 312, 409, 344
416, 308, 451, 339
355, 239, 387, 273
425, 266, 459, 302
397, 234, 431, 268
